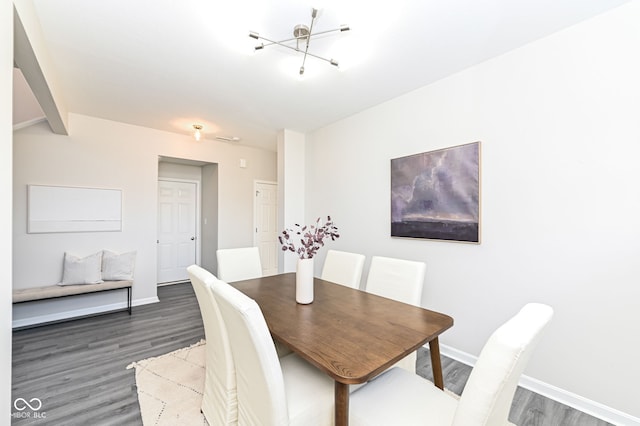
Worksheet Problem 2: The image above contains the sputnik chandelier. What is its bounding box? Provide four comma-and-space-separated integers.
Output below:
249, 8, 350, 75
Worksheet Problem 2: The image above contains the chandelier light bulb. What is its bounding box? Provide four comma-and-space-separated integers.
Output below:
193, 124, 203, 141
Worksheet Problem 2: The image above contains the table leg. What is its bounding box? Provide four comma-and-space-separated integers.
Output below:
429, 337, 445, 390
335, 381, 349, 426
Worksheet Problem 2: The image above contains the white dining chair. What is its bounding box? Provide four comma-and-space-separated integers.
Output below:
216, 247, 263, 283
320, 249, 366, 289
365, 255, 427, 373
187, 265, 237, 425
350, 303, 554, 426
216, 248, 292, 358
211, 279, 335, 426
216, 247, 292, 357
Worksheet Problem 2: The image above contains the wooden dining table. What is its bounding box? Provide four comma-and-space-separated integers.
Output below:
231, 273, 454, 426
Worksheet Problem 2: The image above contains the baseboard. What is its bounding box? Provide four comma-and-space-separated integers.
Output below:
435, 343, 640, 426
11, 296, 159, 329
12, 117, 47, 131
157, 280, 190, 287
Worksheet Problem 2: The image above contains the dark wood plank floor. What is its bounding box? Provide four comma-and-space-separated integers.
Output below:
12, 283, 204, 425
12, 282, 611, 425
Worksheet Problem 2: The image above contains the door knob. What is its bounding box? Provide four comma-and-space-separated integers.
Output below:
191, 237, 195, 240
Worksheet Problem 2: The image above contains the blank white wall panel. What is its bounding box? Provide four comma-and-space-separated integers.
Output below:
27, 185, 122, 233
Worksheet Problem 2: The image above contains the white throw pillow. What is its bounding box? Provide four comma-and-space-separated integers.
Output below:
59, 251, 103, 286
102, 250, 136, 281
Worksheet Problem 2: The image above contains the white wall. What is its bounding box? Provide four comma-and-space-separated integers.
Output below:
2, 0, 14, 417
307, 2, 640, 421
158, 161, 203, 181
277, 129, 306, 272
13, 113, 276, 325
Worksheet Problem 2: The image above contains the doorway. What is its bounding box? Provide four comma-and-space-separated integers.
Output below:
157, 158, 218, 284
157, 179, 198, 283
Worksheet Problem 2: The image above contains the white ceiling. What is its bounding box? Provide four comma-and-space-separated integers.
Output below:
14, 0, 629, 151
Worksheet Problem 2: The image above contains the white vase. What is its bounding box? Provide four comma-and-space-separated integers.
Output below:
295, 258, 314, 304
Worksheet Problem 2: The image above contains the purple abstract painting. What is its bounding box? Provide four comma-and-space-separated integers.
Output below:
391, 142, 480, 243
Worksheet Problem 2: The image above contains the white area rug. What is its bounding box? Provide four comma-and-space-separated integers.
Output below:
127, 340, 208, 425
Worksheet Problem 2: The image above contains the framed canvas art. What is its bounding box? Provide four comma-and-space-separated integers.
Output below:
391, 142, 480, 243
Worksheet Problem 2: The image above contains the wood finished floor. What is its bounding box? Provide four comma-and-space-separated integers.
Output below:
12, 282, 612, 426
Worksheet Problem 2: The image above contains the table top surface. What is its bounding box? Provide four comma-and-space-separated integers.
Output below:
231, 273, 454, 384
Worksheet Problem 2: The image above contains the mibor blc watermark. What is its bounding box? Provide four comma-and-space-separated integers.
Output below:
12, 397, 47, 420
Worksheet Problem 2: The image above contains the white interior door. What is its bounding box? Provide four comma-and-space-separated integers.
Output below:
255, 182, 278, 276
157, 180, 197, 283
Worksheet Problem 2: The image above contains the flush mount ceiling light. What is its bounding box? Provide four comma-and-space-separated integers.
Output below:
192, 124, 203, 141
249, 8, 349, 75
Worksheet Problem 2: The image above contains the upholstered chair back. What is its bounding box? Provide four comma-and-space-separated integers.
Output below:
365, 256, 426, 306
211, 280, 290, 425
349, 303, 553, 426
365, 256, 426, 372
187, 265, 237, 425
216, 247, 262, 283
321, 249, 366, 289
452, 303, 554, 425
212, 280, 335, 426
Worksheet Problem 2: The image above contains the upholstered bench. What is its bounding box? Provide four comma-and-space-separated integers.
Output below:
12, 280, 133, 315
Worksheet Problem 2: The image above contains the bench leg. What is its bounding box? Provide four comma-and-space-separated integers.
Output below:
127, 287, 132, 315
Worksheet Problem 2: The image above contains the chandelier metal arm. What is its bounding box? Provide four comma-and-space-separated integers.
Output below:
256, 27, 348, 48
301, 50, 336, 65
254, 34, 338, 65
299, 8, 318, 74
249, 7, 349, 75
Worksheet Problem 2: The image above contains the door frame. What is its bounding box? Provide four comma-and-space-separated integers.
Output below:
157, 178, 202, 277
